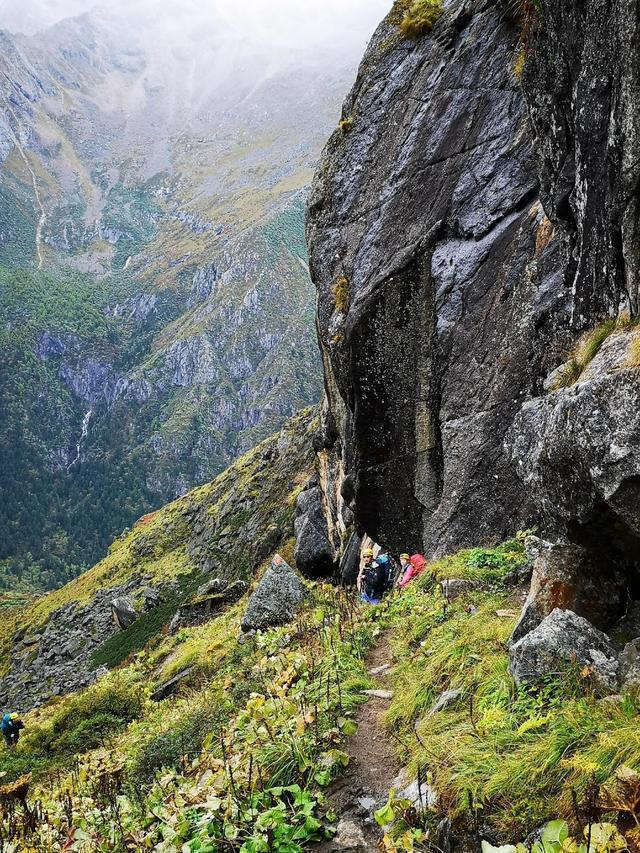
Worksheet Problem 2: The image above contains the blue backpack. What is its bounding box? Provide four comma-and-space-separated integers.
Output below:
376, 554, 394, 591
2, 714, 12, 733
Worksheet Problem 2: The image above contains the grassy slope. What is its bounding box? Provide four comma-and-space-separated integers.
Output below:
382, 542, 640, 843
0, 407, 317, 677
2, 538, 640, 850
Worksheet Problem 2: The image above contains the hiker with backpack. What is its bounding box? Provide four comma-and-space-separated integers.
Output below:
357, 548, 386, 605
397, 553, 428, 588
1, 714, 24, 747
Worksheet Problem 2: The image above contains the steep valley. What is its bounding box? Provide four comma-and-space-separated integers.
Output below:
0, 0, 388, 589
2, 0, 640, 851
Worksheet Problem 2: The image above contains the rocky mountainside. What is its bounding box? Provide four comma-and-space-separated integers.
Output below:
0, 1, 388, 589
0, 406, 317, 711
3, 2, 640, 850
307, 0, 640, 613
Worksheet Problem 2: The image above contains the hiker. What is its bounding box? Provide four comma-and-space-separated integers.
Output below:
1, 714, 23, 747
357, 549, 385, 605
397, 553, 427, 589
396, 553, 411, 587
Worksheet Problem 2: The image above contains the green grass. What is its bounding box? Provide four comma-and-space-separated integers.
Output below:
394, 0, 443, 37
383, 542, 640, 837
332, 275, 350, 314
548, 319, 616, 390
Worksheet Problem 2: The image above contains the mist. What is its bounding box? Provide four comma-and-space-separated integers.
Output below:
0, 0, 390, 60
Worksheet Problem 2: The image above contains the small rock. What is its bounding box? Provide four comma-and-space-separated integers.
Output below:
368, 663, 392, 676
396, 776, 437, 809
333, 818, 367, 850
356, 795, 377, 815
428, 687, 463, 716
440, 578, 480, 600
196, 577, 225, 598
496, 609, 519, 619
363, 689, 393, 699
150, 667, 193, 702
111, 596, 137, 630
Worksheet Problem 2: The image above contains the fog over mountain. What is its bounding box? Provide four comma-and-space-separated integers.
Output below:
0, 0, 388, 590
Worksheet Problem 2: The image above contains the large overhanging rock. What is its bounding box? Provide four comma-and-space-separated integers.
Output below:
307, 0, 639, 566
508, 333, 640, 571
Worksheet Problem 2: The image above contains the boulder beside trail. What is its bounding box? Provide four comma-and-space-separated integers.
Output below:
508, 609, 619, 691
509, 536, 626, 645
241, 559, 306, 632
110, 596, 138, 630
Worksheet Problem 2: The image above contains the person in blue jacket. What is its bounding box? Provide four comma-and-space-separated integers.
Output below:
1, 713, 23, 747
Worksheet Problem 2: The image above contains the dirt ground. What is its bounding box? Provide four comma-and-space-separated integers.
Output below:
314, 630, 401, 851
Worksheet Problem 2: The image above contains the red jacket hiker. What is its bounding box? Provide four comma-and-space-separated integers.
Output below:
398, 553, 427, 588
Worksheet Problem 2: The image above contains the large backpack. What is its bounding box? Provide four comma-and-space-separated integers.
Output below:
375, 554, 395, 591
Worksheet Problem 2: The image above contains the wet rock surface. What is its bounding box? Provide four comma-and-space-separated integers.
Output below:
307, 0, 570, 559
508, 609, 619, 691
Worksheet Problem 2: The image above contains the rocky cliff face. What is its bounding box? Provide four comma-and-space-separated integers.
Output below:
308, 0, 640, 616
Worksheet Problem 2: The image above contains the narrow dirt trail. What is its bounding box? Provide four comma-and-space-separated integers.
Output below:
315, 630, 401, 851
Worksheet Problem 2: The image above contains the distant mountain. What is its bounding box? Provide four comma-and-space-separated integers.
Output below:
0, 0, 389, 589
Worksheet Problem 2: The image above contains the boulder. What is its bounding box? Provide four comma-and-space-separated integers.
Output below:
293, 486, 335, 578
509, 537, 626, 645
391, 767, 437, 810
618, 638, 640, 690
111, 596, 137, 630
440, 579, 480, 601
508, 609, 619, 691
241, 558, 306, 632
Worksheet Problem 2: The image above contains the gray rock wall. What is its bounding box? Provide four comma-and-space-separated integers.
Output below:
307, 0, 573, 558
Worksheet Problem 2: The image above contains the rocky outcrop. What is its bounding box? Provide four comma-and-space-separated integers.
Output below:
241, 558, 307, 633
307, 1, 569, 559
307, 0, 640, 651
508, 609, 619, 691
294, 483, 336, 578
510, 537, 627, 645
0, 579, 158, 712
508, 331, 640, 615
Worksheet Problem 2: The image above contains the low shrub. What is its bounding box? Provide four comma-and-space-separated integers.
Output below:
332, 275, 350, 314
395, 0, 443, 38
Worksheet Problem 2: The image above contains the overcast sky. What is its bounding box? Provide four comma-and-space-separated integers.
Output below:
0, 0, 390, 56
